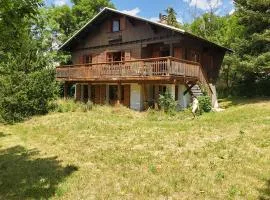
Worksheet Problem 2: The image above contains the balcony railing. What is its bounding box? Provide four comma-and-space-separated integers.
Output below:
56, 56, 212, 96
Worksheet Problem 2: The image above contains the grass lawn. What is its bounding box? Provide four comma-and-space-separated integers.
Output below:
0, 98, 270, 199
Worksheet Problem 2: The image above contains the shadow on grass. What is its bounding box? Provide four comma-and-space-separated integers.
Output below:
219, 97, 270, 108
259, 179, 270, 200
0, 145, 78, 199
0, 132, 10, 138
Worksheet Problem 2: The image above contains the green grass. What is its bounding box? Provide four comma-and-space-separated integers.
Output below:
0, 99, 270, 199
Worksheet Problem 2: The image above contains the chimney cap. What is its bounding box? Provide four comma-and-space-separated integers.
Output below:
159, 13, 167, 24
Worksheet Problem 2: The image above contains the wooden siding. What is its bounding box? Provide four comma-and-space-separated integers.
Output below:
68, 14, 225, 82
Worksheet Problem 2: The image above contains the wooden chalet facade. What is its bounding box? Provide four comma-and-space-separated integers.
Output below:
56, 7, 230, 110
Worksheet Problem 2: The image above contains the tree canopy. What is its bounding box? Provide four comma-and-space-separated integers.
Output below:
0, 0, 114, 123
165, 7, 181, 28
185, 0, 270, 97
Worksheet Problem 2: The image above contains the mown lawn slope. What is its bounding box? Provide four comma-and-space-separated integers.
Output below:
0, 99, 270, 199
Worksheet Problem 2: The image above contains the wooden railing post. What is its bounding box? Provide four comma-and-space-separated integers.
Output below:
167, 57, 171, 75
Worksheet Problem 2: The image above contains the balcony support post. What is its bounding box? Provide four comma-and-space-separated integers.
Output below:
80, 84, 84, 102
64, 82, 68, 99
141, 83, 148, 110
117, 82, 122, 105
88, 83, 91, 101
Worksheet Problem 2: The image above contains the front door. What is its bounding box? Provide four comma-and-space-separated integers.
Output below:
122, 85, 130, 108
92, 85, 106, 104
108, 84, 130, 107
109, 85, 118, 105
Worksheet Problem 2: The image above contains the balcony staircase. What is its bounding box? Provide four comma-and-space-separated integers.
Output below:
190, 84, 203, 97
184, 81, 219, 109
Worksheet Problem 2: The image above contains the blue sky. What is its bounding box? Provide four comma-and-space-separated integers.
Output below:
46, 0, 235, 23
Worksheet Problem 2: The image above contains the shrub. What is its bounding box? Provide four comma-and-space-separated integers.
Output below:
0, 68, 58, 123
158, 91, 177, 114
55, 99, 94, 113
56, 99, 78, 113
197, 95, 212, 113
82, 100, 93, 112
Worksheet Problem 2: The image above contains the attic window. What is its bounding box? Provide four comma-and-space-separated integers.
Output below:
112, 19, 120, 32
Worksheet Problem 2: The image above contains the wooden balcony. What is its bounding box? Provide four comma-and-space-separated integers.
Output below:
56, 56, 212, 95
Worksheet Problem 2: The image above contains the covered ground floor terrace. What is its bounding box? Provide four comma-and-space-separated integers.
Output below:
63, 82, 191, 111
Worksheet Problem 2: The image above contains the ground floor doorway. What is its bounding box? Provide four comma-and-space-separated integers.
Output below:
75, 84, 130, 108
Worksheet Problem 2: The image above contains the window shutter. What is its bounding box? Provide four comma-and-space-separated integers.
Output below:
152, 50, 160, 58
92, 54, 99, 63
173, 47, 183, 59
88, 54, 92, 63
124, 51, 130, 61
79, 55, 84, 64
120, 17, 126, 31
99, 52, 106, 63
107, 20, 112, 32
106, 53, 113, 62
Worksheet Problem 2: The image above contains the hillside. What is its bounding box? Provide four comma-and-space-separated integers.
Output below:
0, 99, 270, 199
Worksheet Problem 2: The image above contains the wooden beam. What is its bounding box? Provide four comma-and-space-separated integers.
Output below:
183, 82, 196, 95
80, 84, 84, 102
64, 82, 68, 99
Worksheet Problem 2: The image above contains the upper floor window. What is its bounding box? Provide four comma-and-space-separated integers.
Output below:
112, 20, 120, 32
190, 50, 200, 62
83, 55, 92, 64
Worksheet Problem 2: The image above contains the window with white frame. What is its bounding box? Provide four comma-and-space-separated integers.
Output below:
112, 20, 120, 32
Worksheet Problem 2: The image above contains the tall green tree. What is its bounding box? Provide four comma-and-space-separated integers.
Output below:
232, 0, 270, 96
46, 5, 76, 38
0, 0, 58, 123
71, 0, 115, 29
165, 7, 181, 28
187, 0, 270, 97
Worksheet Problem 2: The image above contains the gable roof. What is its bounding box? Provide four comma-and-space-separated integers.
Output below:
59, 7, 232, 52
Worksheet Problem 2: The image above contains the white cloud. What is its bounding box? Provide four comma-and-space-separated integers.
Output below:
183, 0, 222, 10
177, 17, 183, 24
122, 7, 141, 16
229, 8, 235, 15
149, 17, 159, 22
54, 0, 67, 6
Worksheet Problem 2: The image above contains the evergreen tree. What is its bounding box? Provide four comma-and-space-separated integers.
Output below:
233, 0, 270, 96
165, 7, 181, 28
187, 0, 270, 97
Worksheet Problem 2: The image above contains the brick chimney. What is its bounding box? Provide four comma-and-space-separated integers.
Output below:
158, 13, 167, 24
